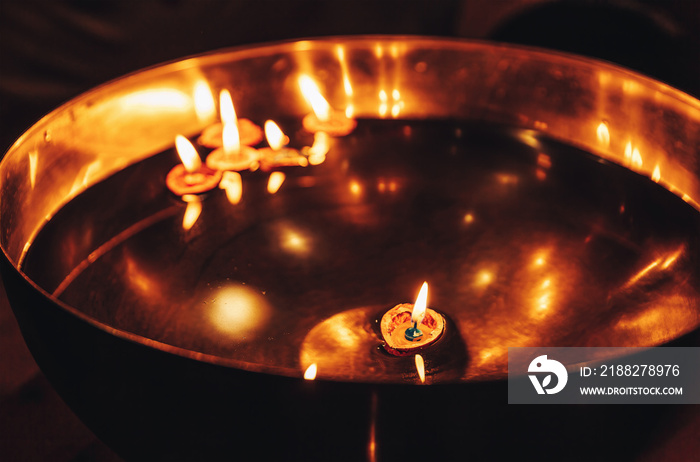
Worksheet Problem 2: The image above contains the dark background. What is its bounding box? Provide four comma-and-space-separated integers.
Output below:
1, 1, 699, 460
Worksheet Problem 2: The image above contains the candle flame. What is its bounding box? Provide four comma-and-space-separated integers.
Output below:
264, 120, 288, 151
219, 171, 243, 204
415, 354, 426, 383
304, 363, 318, 380
411, 282, 428, 326
182, 196, 202, 231
652, 165, 661, 183
298, 75, 330, 122
267, 171, 286, 194
175, 135, 201, 173
220, 90, 241, 155
222, 122, 241, 156
219, 90, 238, 125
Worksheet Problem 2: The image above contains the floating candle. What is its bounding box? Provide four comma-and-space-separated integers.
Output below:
258, 120, 308, 170
381, 282, 445, 356
165, 135, 221, 196
298, 75, 356, 136
205, 113, 259, 172
198, 90, 263, 148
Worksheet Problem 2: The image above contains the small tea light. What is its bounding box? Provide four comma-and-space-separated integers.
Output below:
198, 90, 263, 148
166, 135, 221, 196
380, 282, 445, 356
298, 75, 356, 136
206, 118, 259, 172
258, 120, 308, 170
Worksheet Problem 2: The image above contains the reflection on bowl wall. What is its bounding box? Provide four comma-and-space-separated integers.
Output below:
1, 37, 699, 461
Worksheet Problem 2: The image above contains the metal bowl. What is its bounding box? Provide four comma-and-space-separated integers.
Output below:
1, 36, 699, 461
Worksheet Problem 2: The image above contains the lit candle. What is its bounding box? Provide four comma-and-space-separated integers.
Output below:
165, 135, 221, 196
380, 282, 445, 356
298, 75, 356, 136
205, 92, 259, 172
258, 120, 308, 170
198, 90, 263, 148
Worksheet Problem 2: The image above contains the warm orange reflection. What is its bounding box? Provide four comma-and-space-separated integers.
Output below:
661, 248, 683, 270
193, 80, 216, 122
596, 121, 610, 147
28, 150, 38, 189
307, 131, 330, 165
304, 363, 318, 380
463, 213, 475, 224
267, 171, 286, 194
631, 147, 643, 169
209, 284, 272, 337
119, 88, 190, 112
219, 171, 243, 205
652, 164, 661, 183
378, 90, 388, 117
624, 258, 661, 288
475, 269, 494, 287
182, 195, 202, 231
615, 299, 696, 345
537, 153, 552, 169
415, 354, 426, 383
349, 180, 362, 197
280, 226, 310, 255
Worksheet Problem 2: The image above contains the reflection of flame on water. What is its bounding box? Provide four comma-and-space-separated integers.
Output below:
298, 75, 331, 122
219, 171, 243, 204
475, 269, 494, 287
308, 132, 330, 165
415, 354, 426, 383
652, 165, 661, 183
182, 195, 202, 231
304, 363, 318, 381
209, 284, 272, 337
620, 247, 685, 289
378, 90, 388, 117
267, 171, 286, 194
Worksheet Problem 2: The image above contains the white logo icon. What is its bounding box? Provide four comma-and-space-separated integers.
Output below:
528, 355, 568, 395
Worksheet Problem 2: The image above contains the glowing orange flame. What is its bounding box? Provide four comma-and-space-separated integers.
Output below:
304, 363, 318, 380
182, 195, 202, 231
219, 171, 243, 204
298, 75, 330, 122
415, 354, 426, 383
219, 89, 237, 125
624, 142, 633, 162
220, 90, 241, 155
652, 165, 661, 183
175, 135, 201, 173
267, 171, 286, 194
378, 89, 388, 117
264, 120, 288, 151
412, 282, 428, 326
475, 269, 494, 287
